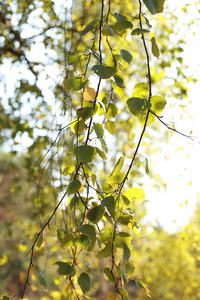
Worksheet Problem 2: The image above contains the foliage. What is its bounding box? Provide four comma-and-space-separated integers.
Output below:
0, 0, 199, 299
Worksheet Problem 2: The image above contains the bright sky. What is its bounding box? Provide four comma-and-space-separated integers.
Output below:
144, 0, 200, 232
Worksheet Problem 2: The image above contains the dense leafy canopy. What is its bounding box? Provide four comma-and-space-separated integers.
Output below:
0, 0, 199, 299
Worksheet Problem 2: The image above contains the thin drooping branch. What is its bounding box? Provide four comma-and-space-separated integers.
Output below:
117, 0, 152, 194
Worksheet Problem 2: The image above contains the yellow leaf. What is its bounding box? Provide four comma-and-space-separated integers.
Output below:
107, 293, 122, 300
78, 182, 84, 194
83, 87, 96, 102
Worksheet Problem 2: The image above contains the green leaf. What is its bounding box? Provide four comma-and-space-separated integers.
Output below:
133, 83, 149, 99
75, 234, 92, 250
143, 0, 158, 14
105, 120, 116, 135
113, 13, 127, 22
121, 267, 128, 285
55, 261, 76, 276
123, 243, 131, 262
120, 287, 129, 300
99, 137, 108, 153
145, 158, 150, 174
64, 77, 88, 92
107, 103, 118, 119
92, 65, 116, 79
120, 49, 132, 64
78, 273, 91, 293
117, 216, 131, 225
131, 28, 150, 35
122, 188, 145, 202
156, 0, 166, 13
125, 262, 135, 278
151, 37, 160, 57
39, 271, 48, 291
113, 75, 125, 88
57, 229, 68, 243
102, 196, 115, 218
36, 232, 43, 248
97, 241, 113, 258
67, 55, 82, 64
144, 16, 152, 28
110, 156, 124, 177
77, 107, 95, 121
127, 98, 151, 116
93, 122, 104, 138
150, 95, 167, 115
115, 21, 133, 36
104, 268, 117, 283
102, 24, 114, 36
78, 224, 96, 237
95, 147, 107, 160
1, 295, 10, 300
67, 179, 82, 195
81, 20, 98, 36
60, 233, 74, 248
75, 145, 96, 163
87, 205, 105, 223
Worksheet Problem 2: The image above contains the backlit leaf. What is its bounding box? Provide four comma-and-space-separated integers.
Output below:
67, 55, 82, 64
120, 287, 129, 300
110, 156, 124, 177
97, 241, 113, 258
107, 293, 122, 300
122, 188, 145, 202
107, 103, 118, 119
105, 120, 116, 135
95, 147, 107, 160
70, 119, 86, 134
133, 83, 149, 99
151, 37, 160, 57
83, 87, 96, 102
150, 95, 167, 115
